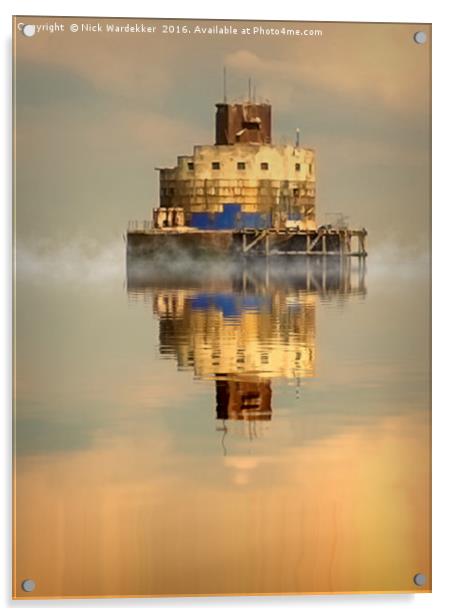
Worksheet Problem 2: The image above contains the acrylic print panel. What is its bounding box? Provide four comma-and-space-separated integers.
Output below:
12, 17, 431, 599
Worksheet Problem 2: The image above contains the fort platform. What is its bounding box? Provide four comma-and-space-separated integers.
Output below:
126, 222, 368, 259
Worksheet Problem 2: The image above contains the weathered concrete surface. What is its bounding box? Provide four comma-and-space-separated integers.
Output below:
126, 230, 236, 258
159, 144, 316, 228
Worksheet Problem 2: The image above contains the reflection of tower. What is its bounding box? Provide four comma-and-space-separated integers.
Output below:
149, 272, 316, 439
216, 378, 272, 422
153, 287, 316, 381
127, 259, 367, 439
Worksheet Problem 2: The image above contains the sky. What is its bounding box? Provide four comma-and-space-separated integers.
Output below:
13, 17, 431, 254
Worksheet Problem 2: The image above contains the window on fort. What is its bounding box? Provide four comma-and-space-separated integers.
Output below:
260, 162, 269, 170
237, 162, 246, 170
187, 162, 194, 170
212, 161, 220, 170
295, 163, 301, 172
243, 121, 261, 130
309, 163, 313, 174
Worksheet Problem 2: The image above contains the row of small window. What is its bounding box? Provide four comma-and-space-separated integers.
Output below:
187, 161, 308, 172
161, 187, 315, 197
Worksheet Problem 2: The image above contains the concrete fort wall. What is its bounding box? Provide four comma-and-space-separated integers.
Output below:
126, 230, 236, 258
159, 143, 316, 228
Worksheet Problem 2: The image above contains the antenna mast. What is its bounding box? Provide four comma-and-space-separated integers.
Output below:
223, 66, 227, 103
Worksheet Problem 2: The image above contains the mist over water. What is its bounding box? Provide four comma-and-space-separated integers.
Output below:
15, 235, 430, 287
13, 239, 431, 597
15, 238, 126, 283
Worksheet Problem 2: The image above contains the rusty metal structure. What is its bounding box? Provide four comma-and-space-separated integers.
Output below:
215, 102, 272, 145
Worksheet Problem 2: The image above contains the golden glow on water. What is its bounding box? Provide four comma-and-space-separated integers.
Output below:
152, 287, 316, 380
15, 413, 430, 597
13, 261, 431, 597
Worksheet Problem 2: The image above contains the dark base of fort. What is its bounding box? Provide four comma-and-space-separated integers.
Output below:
126, 228, 367, 259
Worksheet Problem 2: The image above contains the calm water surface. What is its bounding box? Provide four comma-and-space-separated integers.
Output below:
14, 257, 431, 597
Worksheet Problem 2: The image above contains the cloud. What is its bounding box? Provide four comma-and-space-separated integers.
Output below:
312, 133, 429, 167
224, 22, 430, 113
15, 21, 174, 102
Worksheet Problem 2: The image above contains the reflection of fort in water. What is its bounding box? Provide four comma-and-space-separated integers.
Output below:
127, 259, 366, 431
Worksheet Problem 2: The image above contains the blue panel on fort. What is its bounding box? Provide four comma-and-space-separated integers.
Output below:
190, 204, 271, 230
238, 212, 271, 230
223, 203, 241, 214
190, 213, 213, 229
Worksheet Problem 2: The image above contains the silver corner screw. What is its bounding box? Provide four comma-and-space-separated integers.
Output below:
21, 579, 36, 593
